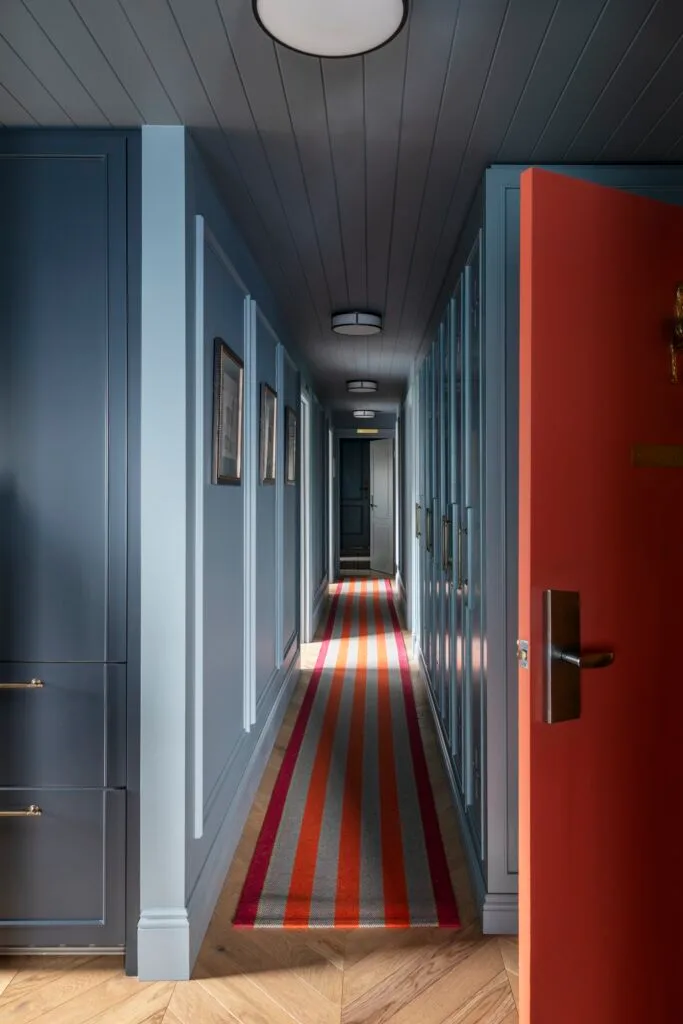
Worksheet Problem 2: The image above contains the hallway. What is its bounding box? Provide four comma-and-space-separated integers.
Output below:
0, 581, 518, 1024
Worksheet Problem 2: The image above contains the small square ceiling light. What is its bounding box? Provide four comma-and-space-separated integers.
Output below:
254, 1, 407, 58
332, 311, 382, 335
346, 380, 378, 394
353, 410, 375, 419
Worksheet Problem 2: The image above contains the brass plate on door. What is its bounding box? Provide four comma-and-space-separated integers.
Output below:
632, 444, 683, 468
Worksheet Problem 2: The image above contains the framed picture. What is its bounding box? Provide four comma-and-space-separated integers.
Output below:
284, 405, 297, 485
212, 338, 243, 485
259, 383, 277, 484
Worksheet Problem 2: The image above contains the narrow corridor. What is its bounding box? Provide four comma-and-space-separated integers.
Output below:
0, 581, 518, 1024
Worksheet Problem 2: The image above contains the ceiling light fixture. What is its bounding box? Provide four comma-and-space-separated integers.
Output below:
332, 311, 383, 335
253, 0, 408, 59
346, 379, 378, 394
356, 428, 379, 435
353, 410, 375, 419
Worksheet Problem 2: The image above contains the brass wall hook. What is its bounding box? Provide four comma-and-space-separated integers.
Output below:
671, 283, 683, 384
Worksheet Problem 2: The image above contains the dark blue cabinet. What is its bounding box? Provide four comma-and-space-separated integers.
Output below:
0, 131, 136, 951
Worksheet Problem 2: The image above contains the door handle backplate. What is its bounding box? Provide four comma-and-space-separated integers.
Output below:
543, 589, 614, 724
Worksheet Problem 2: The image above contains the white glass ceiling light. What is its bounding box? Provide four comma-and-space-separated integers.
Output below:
353, 410, 375, 419
254, 0, 407, 58
332, 312, 383, 335
347, 380, 378, 394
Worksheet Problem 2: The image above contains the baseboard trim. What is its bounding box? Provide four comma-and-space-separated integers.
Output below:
482, 892, 518, 934
416, 642, 519, 935
396, 568, 407, 605
311, 575, 329, 637
186, 644, 301, 970
137, 908, 190, 981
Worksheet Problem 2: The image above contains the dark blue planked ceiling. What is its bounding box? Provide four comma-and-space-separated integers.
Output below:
1, 0, 682, 409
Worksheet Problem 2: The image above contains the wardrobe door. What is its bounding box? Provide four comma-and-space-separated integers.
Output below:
439, 313, 452, 739
450, 281, 466, 793
432, 327, 443, 709
425, 351, 436, 686
463, 232, 486, 857
419, 362, 429, 665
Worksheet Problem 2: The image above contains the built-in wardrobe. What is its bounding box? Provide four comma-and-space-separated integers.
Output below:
409, 163, 683, 933
0, 131, 139, 962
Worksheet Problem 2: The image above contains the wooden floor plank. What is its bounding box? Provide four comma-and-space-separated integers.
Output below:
0, 958, 121, 1024
0, 958, 99, 1008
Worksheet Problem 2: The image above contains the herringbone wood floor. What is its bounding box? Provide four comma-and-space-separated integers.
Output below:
0, 607, 519, 1024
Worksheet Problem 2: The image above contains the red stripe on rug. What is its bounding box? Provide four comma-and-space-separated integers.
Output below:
233, 587, 343, 927
283, 583, 356, 925
384, 579, 461, 927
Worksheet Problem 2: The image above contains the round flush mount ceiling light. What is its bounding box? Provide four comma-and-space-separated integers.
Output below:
347, 379, 378, 394
332, 311, 383, 335
254, 0, 407, 58
353, 410, 375, 419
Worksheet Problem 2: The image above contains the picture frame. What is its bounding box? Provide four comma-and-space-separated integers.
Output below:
212, 338, 243, 485
259, 383, 277, 484
284, 405, 297, 485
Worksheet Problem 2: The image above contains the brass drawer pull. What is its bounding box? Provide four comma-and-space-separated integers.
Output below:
0, 678, 44, 690
0, 805, 42, 817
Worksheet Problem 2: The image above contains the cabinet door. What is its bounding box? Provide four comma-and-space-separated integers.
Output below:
0, 790, 125, 947
0, 144, 127, 665
450, 280, 466, 792
463, 233, 486, 856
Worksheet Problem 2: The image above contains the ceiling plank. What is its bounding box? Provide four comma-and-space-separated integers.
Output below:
599, 34, 683, 160
397, 0, 510, 352
27, 0, 142, 123
0, 31, 73, 124
322, 56, 367, 311
530, 0, 658, 161
564, 0, 683, 160
496, 0, 608, 161
217, 0, 332, 333
380, 0, 462, 356
71, 0, 181, 124
2, 0, 106, 124
277, 47, 349, 315
364, 24, 410, 326
0, 80, 38, 124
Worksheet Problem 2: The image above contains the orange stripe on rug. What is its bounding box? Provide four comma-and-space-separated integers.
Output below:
375, 582, 410, 925
283, 581, 356, 926
333, 580, 368, 926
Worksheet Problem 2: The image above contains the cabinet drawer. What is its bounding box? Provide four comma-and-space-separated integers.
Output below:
0, 788, 125, 948
0, 664, 125, 788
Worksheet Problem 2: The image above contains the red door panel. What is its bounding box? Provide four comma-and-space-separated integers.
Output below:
519, 169, 683, 1024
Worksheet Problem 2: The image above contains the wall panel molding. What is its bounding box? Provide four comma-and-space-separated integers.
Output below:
243, 297, 257, 730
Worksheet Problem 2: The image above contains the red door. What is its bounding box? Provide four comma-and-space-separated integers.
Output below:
518, 169, 683, 1024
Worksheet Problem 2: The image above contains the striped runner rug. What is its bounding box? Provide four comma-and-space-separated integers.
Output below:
233, 579, 460, 929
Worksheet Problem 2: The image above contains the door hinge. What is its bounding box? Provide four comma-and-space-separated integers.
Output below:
516, 639, 529, 670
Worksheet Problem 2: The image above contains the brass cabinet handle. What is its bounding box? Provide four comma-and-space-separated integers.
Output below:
0, 805, 42, 817
0, 678, 44, 690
